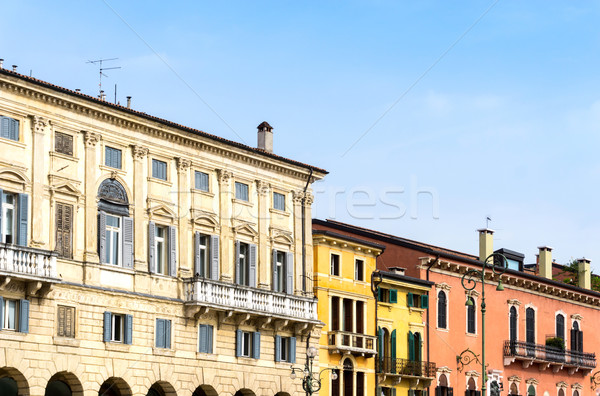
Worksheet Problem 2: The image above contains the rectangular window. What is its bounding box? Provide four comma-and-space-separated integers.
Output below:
3, 299, 18, 330
198, 324, 214, 353
235, 182, 249, 201
0, 116, 19, 141
2, 193, 16, 244
355, 259, 364, 281
236, 330, 260, 359
105, 214, 121, 266
155, 318, 172, 349
103, 311, 132, 344
57, 305, 75, 338
274, 251, 285, 292
197, 234, 209, 277
55, 132, 73, 156
330, 253, 340, 276
241, 331, 252, 357
273, 192, 285, 211
155, 225, 169, 275
55, 203, 73, 259
275, 336, 296, 363
111, 313, 124, 342
152, 159, 167, 181
105, 146, 122, 169
195, 171, 209, 191
0, 298, 29, 333
238, 242, 249, 285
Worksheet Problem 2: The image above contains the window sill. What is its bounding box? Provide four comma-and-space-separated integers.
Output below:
0, 137, 25, 149
436, 327, 449, 333
150, 272, 176, 280
192, 189, 214, 198
236, 356, 259, 363
105, 342, 131, 352
100, 164, 126, 175
232, 198, 253, 207
53, 336, 80, 347
466, 332, 478, 337
50, 151, 79, 162
0, 331, 27, 341
196, 352, 217, 360
409, 307, 426, 313
94, 263, 135, 275
153, 347, 175, 357
269, 208, 290, 217
147, 177, 172, 187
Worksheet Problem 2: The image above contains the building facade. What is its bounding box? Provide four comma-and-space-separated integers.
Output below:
312, 229, 381, 396
0, 67, 327, 396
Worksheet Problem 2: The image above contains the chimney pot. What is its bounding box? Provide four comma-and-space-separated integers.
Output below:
538, 246, 553, 279
577, 258, 591, 289
0, 59, 4, 69
257, 121, 274, 153
477, 228, 494, 262
12, 65, 17, 72
126, 96, 132, 108
389, 266, 406, 276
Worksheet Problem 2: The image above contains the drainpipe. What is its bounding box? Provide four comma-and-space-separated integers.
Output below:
302, 168, 313, 294
371, 265, 383, 396
426, 255, 440, 396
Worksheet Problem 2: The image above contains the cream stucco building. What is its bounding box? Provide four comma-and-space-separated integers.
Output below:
0, 65, 326, 396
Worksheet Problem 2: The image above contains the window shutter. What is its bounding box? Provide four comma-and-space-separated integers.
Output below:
391, 329, 397, 361
55, 203, 73, 259
448, 388, 454, 396
570, 328, 577, 351
148, 222, 156, 273
0, 296, 3, 330
98, 212, 107, 263
436, 387, 442, 396
210, 235, 220, 280
18, 299, 29, 333
165, 320, 171, 349
124, 314, 133, 345
392, 388, 397, 396
290, 336, 296, 364
122, 217, 134, 269
407, 292, 414, 307
55, 203, 63, 257
235, 241, 241, 284
199, 325, 208, 353
103, 312, 111, 342
168, 226, 177, 277
286, 252, 294, 294
376, 387, 382, 396
389, 289, 398, 304
10, 118, 19, 141
249, 244, 257, 288
0, 188, 3, 242
377, 287, 382, 302
421, 295, 429, 309
408, 331, 415, 361
409, 390, 415, 396
57, 306, 66, 337
155, 319, 164, 348
17, 193, 28, 246
475, 391, 481, 396
272, 249, 278, 292
274, 335, 281, 362
578, 330, 583, 353
0, 117, 8, 138
378, 327, 384, 363
252, 331, 261, 359
194, 232, 201, 277
207, 325, 213, 354
236, 329, 242, 357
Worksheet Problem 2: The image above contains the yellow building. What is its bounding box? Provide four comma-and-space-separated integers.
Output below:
0, 66, 327, 396
374, 268, 435, 396
313, 229, 383, 396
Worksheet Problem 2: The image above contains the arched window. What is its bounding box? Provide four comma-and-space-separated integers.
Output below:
97, 179, 133, 269
558, 389, 565, 396
510, 307, 518, 343
510, 383, 519, 396
556, 314, 565, 340
438, 291, 447, 329
466, 378, 477, 396
343, 359, 354, 396
571, 321, 583, 354
436, 374, 453, 396
573, 390, 579, 396
526, 308, 535, 343
528, 385, 536, 396
466, 297, 476, 334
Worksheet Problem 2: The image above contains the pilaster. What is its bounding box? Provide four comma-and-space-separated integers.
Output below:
176, 157, 192, 277
29, 115, 48, 248
217, 169, 233, 282
256, 180, 270, 290
83, 131, 101, 263
303, 191, 315, 294
132, 145, 149, 271
292, 190, 304, 295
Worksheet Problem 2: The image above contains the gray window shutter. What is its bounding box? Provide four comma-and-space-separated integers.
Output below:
290, 336, 296, 363
148, 222, 156, 273
252, 331, 261, 359
286, 252, 294, 294
17, 193, 28, 246
165, 319, 171, 348
249, 244, 257, 288
210, 235, 220, 280
0, 296, 3, 330
235, 241, 241, 284
168, 226, 177, 277
392, 388, 397, 396
124, 314, 133, 345
103, 312, 111, 342
122, 217, 134, 269
274, 335, 281, 362
236, 329, 242, 357
0, 188, 4, 242
98, 212, 107, 264
199, 324, 208, 353
207, 325, 213, 354
19, 299, 29, 333
156, 319, 164, 348
272, 249, 278, 292
194, 232, 201, 277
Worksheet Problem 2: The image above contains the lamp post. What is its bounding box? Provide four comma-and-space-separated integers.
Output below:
459, 253, 507, 396
290, 345, 338, 395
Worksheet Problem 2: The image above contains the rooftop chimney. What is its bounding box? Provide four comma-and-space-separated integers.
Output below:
12, 65, 17, 72
577, 258, 591, 289
389, 267, 406, 276
538, 246, 553, 279
126, 96, 132, 108
0, 59, 4, 69
100, 90, 106, 101
477, 228, 494, 262
75, 89, 81, 93
257, 121, 273, 153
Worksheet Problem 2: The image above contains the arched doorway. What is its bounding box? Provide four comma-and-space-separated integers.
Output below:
466, 378, 477, 396
46, 372, 83, 396
98, 378, 132, 396
234, 389, 255, 396
0, 367, 29, 396
510, 384, 519, 396
0, 377, 18, 396
45, 380, 71, 396
343, 359, 353, 396
146, 381, 176, 396
193, 385, 218, 396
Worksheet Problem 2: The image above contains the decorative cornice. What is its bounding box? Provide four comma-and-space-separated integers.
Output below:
466, 370, 480, 378
466, 289, 480, 298
437, 366, 452, 374
435, 282, 452, 291
507, 299, 521, 306
175, 157, 191, 173
30, 115, 47, 135
83, 131, 101, 147
217, 169, 232, 185
508, 376, 522, 383
132, 145, 148, 161
570, 313, 583, 321
256, 180, 270, 196
571, 383, 582, 390
525, 378, 539, 386
556, 382, 568, 389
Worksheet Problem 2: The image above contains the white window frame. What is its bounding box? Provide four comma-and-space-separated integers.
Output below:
155, 225, 168, 275
241, 331, 253, 357
3, 299, 18, 330
466, 295, 477, 335
111, 313, 124, 343
235, 182, 249, 201
105, 214, 122, 266
273, 192, 285, 211
198, 234, 209, 277
280, 336, 291, 362
275, 251, 285, 292
330, 253, 340, 276
2, 192, 16, 244
354, 258, 364, 281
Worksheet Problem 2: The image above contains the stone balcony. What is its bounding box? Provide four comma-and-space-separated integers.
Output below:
503, 340, 596, 374
0, 244, 60, 296
183, 277, 319, 329
327, 330, 377, 357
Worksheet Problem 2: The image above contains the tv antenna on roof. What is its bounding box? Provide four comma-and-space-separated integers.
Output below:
86, 58, 121, 98
486, 216, 492, 228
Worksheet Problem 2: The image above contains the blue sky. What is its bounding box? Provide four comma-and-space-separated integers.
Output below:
2, 1, 600, 270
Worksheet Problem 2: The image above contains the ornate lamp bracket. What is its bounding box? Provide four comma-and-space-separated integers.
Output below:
590, 370, 600, 390
457, 348, 483, 373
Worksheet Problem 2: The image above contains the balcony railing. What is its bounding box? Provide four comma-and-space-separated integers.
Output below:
0, 244, 58, 280
328, 330, 377, 356
377, 357, 436, 378
183, 277, 318, 321
503, 340, 596, 369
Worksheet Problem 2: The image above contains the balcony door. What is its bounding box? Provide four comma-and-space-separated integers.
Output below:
525, 308, 535, 356
509, 306, 517, 354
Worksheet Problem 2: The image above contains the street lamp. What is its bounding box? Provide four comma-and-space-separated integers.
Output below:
458, 253, 507, 396
290, 345, 338, 395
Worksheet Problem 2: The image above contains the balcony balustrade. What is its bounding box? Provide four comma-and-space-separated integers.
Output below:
0, 244, 60, 295
327, 330, 377, 356
503, 340, 596, 372
377, 357, 436, 378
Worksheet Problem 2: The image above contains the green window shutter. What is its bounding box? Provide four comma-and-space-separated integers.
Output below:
391, 329, 397, 374
103, 312, 111, 342
124, 314, 133, 345
421, 294, 429, 309
378, 326, 384, 365
235, 241, 241, 284
377, 287, 382, 302
408, 331, 415, 361
392, 388, 397, 396
19, 299, 29, 333
272, 250, 278, 292
389, 289, 398, 304
407, 292, 414, 307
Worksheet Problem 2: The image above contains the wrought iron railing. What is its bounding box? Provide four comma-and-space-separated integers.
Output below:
377, 357, 436, 378
503, 340, 596, 368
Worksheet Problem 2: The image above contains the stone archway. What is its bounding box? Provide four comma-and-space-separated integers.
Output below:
193, 385, 218, 396
46, 372, 84, 396
234, 389, 256, 396
99, 377, 132, 396
0, 367, 29, 396
146, 381, 177, 396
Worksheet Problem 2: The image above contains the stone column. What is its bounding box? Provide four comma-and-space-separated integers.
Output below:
217, 169, 233, 282
303, 191, 315, 293
132, 145, 148, 270
292, 190, 304, 295
176, 157, 191, 277
83, 131, 101, 263
29, 116, 48, 248
256, 180, 270, 289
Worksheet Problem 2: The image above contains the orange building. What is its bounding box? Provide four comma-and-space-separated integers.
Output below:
313, 219, 600, 396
